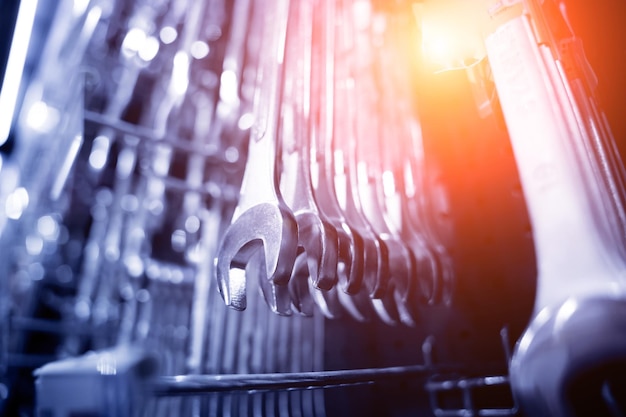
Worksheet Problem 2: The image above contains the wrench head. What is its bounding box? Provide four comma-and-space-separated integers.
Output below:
362, 236, 390, 299
289, 251, 316, 316
408, 234, 454, 307
413, 244, 443, 306
335, 280, 375, 322
360, 237, 401, 325
383, 237, 420, 327
383, 237, 414, 301
337, 223, 365, 295
295, 212, 339, 291
250, 251, 293, 316
216, 203, 298, 310
309, 280, 344, 320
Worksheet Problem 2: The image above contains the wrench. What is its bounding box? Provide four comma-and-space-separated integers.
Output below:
351, 10, 421, 326
279, 0, 338, 290
332, 0, 400, 325
278, 0, 342, 318
216, 0, 298, 311
307, 0, 376, 322
373, 6, 452, 307
370, 9, 448, 316
400, 115, 454, 306
484, 7, 626, 415
289, 251, 316, 316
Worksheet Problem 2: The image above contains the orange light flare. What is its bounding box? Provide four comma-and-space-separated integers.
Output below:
407, 0, 526, 126
403, 1, 528, 220
412, 0, 523, 73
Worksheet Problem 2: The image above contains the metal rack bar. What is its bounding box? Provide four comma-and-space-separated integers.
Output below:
152, 364, 438, 396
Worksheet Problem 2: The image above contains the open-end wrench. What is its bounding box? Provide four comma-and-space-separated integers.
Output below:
216, 0, 298, 311
349, 9, 421, 327
399, 108, 454, 306
370, 4, 452, 308
307, 0, 375, 322
368, 8, 448, 317
481, 4, 626, 415
252, 248, 294, 315
289, 251, 316, 316
355, 114, 419, 327
278, 0, 342, 318
332, 0, 399, 325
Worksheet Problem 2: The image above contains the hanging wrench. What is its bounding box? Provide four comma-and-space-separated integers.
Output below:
278, 0, 343, 318
372, 9, 447, 314
332, 0, 400, 325
350, 10, 422, 327
482, 4, 626, 415
400, 113, 455, 306
371, 4, 452, 307
307, 0, 376, 322
216, 0, 297, 311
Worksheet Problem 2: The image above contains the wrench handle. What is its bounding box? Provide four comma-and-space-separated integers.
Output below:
279, 0, 317, 213
487, 9, 626, 416
233, 0, 290, 219
486, 13, 626, 311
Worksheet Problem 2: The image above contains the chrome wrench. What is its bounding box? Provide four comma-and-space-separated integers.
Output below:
308, 0, 376, 322
216, 0, 298, 311
352, 11, 420, 326
483, 4, 626, 415
332, 0, 399, 325
279, 0, 342, 317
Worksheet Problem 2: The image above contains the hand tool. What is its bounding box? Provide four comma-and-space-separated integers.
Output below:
482, 3, 626, 414
216, 0, 298, 311
352, 13, 420, 326
307, 0, 375, 322
332, 0, 400, 325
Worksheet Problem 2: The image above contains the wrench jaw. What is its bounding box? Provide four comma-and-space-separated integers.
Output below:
216, 203, 298, 311
253, 254, 293, 317
366, 238, 402, 326
383, 238, 420, 327
289, 251, 316, 316
331, 229, 376, 322
337, 224, 365, 295
308, 278, 343, 320
353, 235, 379, 301
296, 212, 339, 291
238, 248, 293, 316
294, 212, 348, 319
291, 250, 345, 320
413, 246, 441, 308
418, 241, 455, 308
336, 284, 375, 323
